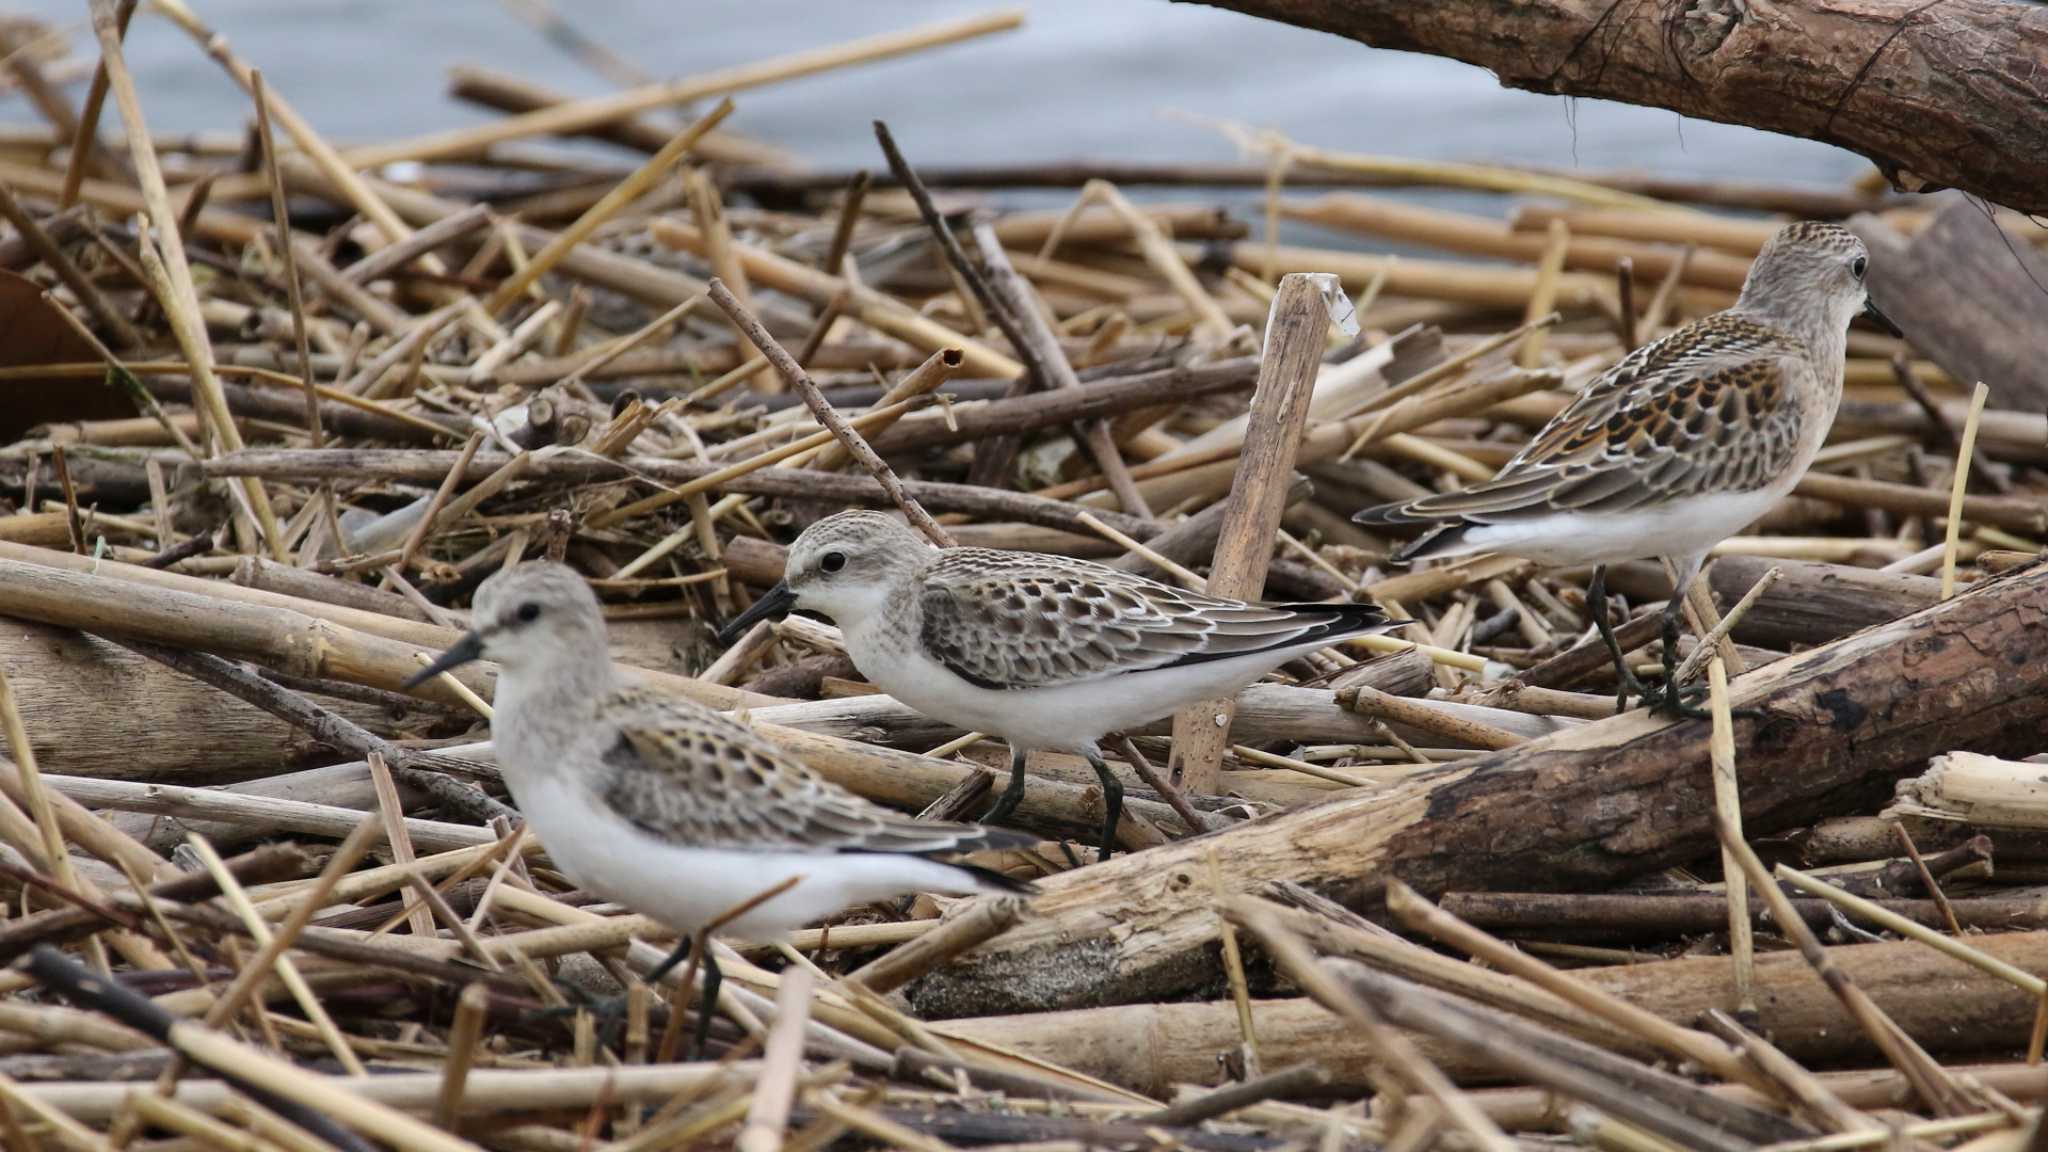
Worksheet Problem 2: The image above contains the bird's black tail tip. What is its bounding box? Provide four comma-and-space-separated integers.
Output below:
1388, 523, 1469, 566
951, 860, 1040, 896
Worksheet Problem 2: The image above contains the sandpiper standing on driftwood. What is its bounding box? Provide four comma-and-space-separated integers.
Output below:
408, 562, 1034, 1054
1355, 221, 1901, 715
718, 511, 1399, 857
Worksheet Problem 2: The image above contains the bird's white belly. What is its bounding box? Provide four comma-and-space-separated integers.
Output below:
1459, 487, 1787, 566
508, 775, 985, 941
849, 632, 1301, 754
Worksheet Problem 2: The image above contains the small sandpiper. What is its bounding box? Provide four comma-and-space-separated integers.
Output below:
717, 511, 1398, 856
1355, 221, 1901, 715
408, 562, 1033, 1053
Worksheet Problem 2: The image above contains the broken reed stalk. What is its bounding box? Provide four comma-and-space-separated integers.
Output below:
1168, 273, 1328, 793
1941, 381, 1990, 599
184, 833, 368, 1076
90, 0, 285, 559
483, 98, 733, 315
1713, 813, 1970, 1115
1706, 658, 1755, 1018
251, 67, 342, 554
705, 277, 954, 547
1771, 862, 2048, 1063
1230, 898, 1519, 1152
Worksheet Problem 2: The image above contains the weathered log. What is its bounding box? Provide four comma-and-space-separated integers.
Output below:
934, 928, 2048, 1093
1175, 0, 2048, 213
1854, 199, 2048, 414
1707, 555, 1937, 649
1437, 890, 2043, 940
0, 618, 449, 782
909, 560, 2048, 1016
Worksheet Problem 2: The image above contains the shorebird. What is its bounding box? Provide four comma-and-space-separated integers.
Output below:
1355, 221, 1900, 715
407, 562, 1033, 1054
717, 511, 1398, 857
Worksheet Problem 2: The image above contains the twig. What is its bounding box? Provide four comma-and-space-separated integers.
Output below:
110, 638, 512, 824
1892, 822, 1962, 936
1112, 734, 1210, 833
1229, 898, 1518, 1152
1672, 565, 1780, 687
185, 833, 368, 1076
845, 896, 1025, 996
59, 0, 135, 207
1715, 814, 1971, 1115
23, 945, 445, 1152
398, 431, 485, 570
0, 180, 140, 347
482, 98, 733, 314
705, 278, 953, 546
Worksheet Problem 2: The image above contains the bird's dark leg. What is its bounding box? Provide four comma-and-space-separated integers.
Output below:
690, 938, 721, 1061
646, 938, 691, 986
1644, 597, 1713, 720
1644, 555, 1761, 721
1586, 565, 1648, 711
1084, 749, 1123, 861
985, 746, 1028, 824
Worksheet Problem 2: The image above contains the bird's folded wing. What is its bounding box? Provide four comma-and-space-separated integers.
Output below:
1365, 316, 1806, 525
598, 694, 1004, 855
917, 551, 1363, 690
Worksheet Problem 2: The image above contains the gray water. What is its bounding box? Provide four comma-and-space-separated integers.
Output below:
13, 0, 1865, 193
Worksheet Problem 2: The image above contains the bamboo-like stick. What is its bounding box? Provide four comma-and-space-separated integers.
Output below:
1942, 381, 1991, 598
653, 218, 1024, 378
434, 983, 491, 1131
809, 348, 962, 472
482, 99, 732, 315
1044, 180, 1234, 343
90, 0, 285, 559
1385, 880, 1761, 1090
0, 661, 124, 980
1706, 659, 1755, 1019
1713, 814, 1970, 1115
1167, 275, 1331, 792
186, 834, 368, 1077
1230, 899, 1519, 1152
737, 966, 815, 1152
275, 12, 1023, 179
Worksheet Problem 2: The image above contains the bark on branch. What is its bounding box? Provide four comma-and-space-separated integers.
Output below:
1175, 0, 2048, 213
911, 560, 2048, 1016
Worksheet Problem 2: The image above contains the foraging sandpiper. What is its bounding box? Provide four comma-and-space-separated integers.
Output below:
1355, 221, 1900, 715
408, 562, 1034, 1053
718, 511, 1398, 856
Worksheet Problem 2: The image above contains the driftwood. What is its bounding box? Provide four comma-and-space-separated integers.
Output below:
0, 618, 444, 781
1707, 555, 1937, 649
937, 927, 2048, 1093
1176, 0, 2048, 213
910, 561, 2048, 1015
1854, 198, 2048, 413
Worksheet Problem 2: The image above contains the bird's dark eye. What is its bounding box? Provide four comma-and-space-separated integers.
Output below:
515, 602, 541, 623
1851, 256, 1867, 280
820, 551, 847, 574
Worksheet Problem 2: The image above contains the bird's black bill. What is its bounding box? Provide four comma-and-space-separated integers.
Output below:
715, 581, 796, 646
403, 630, 486, 689
1862, 296, 1903, 338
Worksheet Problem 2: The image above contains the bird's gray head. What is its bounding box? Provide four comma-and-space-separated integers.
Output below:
405, 561, 607, 688
714, 511, 931, 644
1738, 221, 1900, 338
